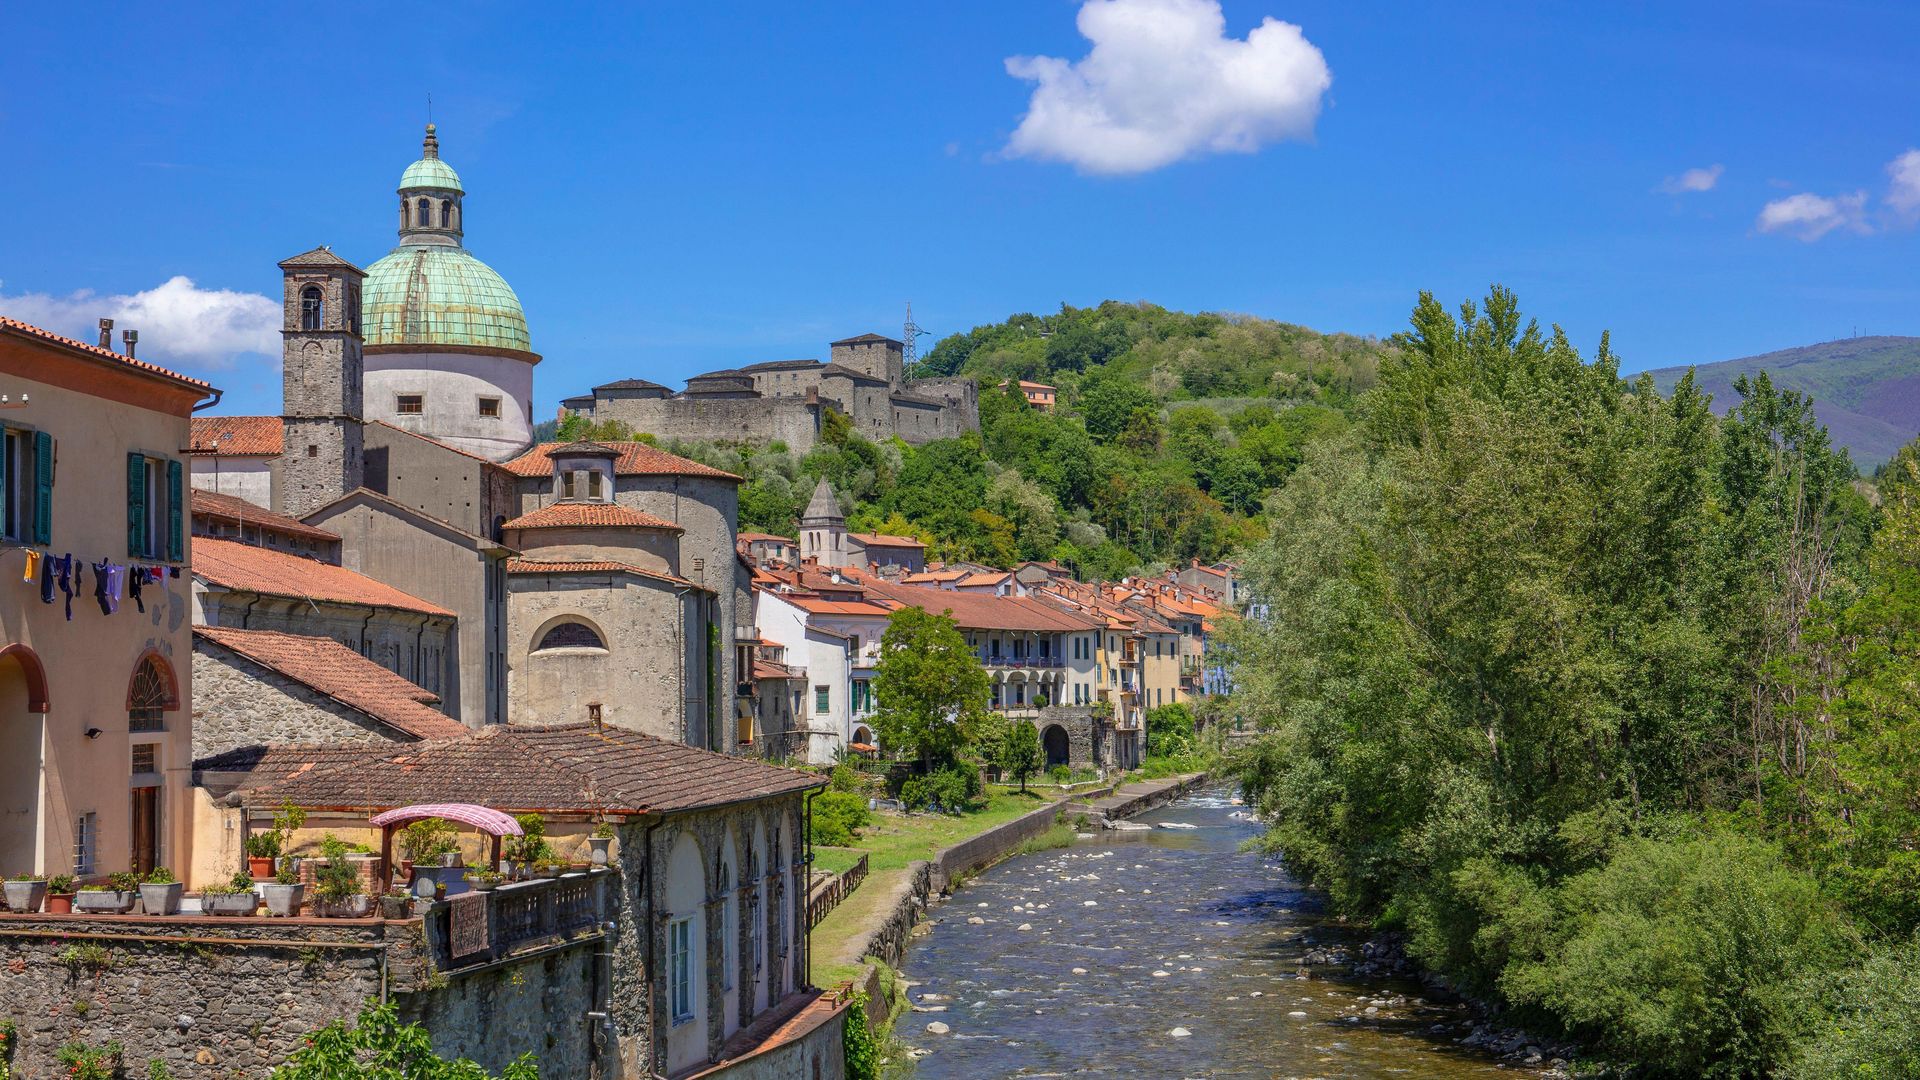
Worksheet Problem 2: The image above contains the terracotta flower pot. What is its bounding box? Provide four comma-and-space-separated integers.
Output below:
248, 856, 275, 880
46, 893, 74, 914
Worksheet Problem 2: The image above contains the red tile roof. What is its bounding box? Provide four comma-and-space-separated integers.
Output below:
859, 580, 1103, 632
738, 532, 795, 543
850, 532, 925, 550
193, 537, 453, 616
194, 626, 469, 741
505, 557, 698, 588
501, 442, 742, 482
230, 723, 825, 815
775, 594, 897, 618
753, 659, 803, 681
501, 502, 682, 531
188, 415, 283, 455
0, 316, 216, 391
191, 488, 341, 543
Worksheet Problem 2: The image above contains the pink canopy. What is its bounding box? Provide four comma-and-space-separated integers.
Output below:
369, 803, 524, 837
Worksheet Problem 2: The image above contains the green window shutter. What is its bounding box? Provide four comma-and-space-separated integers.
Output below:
32, 431, 53, 544
166, 459, 184, 562
127, 452, 146, 558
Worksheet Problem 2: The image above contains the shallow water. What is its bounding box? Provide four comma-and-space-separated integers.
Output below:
896, 787, 1540, 1078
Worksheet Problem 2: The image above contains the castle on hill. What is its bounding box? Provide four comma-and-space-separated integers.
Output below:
557, 334, 978, 452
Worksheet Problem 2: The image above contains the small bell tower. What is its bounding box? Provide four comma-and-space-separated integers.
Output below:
276, 246, 367, 518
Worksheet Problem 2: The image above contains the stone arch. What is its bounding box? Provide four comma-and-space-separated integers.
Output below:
0, 644, 50, 713
530, 613, 609, 653
850, 724, 874, 747
744, 818, 769, 1015
717, 828, 741, 1034
1041, 723, 1070, 770
664, 830, 707, 1074
126, 648, 180, 713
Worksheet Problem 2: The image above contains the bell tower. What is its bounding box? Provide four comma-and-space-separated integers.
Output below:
276, 246, 367, 518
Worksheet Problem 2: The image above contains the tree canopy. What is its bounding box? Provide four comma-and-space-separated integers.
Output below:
870, 607, 993, 768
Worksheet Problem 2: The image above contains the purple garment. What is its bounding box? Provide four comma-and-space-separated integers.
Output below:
93, 560, 120, 615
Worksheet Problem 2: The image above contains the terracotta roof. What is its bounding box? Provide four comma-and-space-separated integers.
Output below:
850, 532, 925, 550
777, 595, 896, 618
194, 626, 469, 741
191, 489, 340, 543
502, 503, 682, 531
193, 743, 394, 798
193, 536, 453, 616
189, 415, 283, 455
958, 571, 1010, 585
505, 557, 698, 588
232, 723, 825, 815
753, 660, 802, 681
738, 532, 794, 543
0, 316, 216, 391
501, 442, 742, 482
860, 580, 1103, 633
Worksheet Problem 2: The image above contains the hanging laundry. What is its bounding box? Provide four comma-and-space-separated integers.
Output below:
168, 566, 180, 579
92, 560, 121, 616
21, 549, 41, 583
39, 555, 55, 605
128, 566, 145, 614
55, 554, 75, 620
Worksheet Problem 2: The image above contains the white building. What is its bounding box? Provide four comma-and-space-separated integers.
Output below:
754, 589, 892, 763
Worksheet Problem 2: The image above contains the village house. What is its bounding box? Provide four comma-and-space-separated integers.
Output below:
0, 316, 215, 881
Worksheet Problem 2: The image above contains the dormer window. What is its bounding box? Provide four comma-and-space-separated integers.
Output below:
300, 286, 323, 331
562, 472, 576, 500
588, 471, 603, 500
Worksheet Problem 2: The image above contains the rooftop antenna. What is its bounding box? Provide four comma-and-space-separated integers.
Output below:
903, 302, 928, 370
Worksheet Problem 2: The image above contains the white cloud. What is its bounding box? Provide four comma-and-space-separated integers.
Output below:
1887, 148, 1920, 222
0, 276, 278, 366
1756, 191, 1870, 241
1659, 164, 1723, 194
1001, 0, 1332, 175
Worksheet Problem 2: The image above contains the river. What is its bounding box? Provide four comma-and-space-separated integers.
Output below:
896, 785, 1548, 1078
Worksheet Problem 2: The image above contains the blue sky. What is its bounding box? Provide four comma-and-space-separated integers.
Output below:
2, 1, 1917, 416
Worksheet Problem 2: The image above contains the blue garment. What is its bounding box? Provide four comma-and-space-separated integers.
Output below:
55, 554, 75, 620
92, 560, 119, 616
39, 554, 54, 605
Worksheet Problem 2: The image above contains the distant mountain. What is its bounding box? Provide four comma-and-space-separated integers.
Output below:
1645, 336, 1920, 468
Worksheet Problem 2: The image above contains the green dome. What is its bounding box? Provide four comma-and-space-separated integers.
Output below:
399, 157, 463, 193
362, 245, 533, 357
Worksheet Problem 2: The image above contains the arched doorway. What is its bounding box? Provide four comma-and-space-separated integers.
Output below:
0, 645, 49, 873
1042, 724, 1070, 771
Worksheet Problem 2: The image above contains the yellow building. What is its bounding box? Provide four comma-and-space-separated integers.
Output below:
0, 317, 215, 882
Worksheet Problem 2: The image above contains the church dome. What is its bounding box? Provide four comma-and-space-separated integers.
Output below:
400, 156, 464, 194
362, 246, 533, 357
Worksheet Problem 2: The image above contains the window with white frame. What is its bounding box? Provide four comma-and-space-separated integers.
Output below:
73, 812, 96, 876
669, 916, 695, 1022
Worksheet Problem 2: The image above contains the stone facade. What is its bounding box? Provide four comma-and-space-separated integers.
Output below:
191, 644, 407, 757
276, 250, 367, 519
562, 334, 978, 454
1031, 704, 1099, 771
192, 590, 455, 704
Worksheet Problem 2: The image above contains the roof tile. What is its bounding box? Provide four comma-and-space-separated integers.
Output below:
501, 442, 741, 482
194, 537, 453, 616
188, 415, 283, 455
191, 489, 341, 543
502, 503, 682, 531
194, 626, 469, 741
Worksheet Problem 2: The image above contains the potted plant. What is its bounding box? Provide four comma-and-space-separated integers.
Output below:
465, 869, 504, 892
269, 800, 307, 878
311, 835, 371, 918
506, 813, 555, 880
244, 832, 279, 880
139, 868, 184, 915
588, 821, 615, 866
531, 860, 563, 881
73, 873, 139, 914
378, 887, 412, 920
261, 863, 305, 917
46, 874, 76, 914
3, 874, 48, 913
199, 870, 259, 917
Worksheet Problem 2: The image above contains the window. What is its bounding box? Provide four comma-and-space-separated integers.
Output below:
300, 286, 323, 331
535, 621, 605, 651
587, 471, 603, 500
415, 198, 432, 227
73, 812, 96, 876
306, 445, 318, 458
396, 394, 424, 415
669, 917, 695, 1023
0, 428, 44, 543
562, 471, 576, 499
440, 200, 452, 227
129, 655, 171, 732
478, 396, 501, 418
131, 743, 157, 776
126, 454, 182, 560
815, 685, 830, 714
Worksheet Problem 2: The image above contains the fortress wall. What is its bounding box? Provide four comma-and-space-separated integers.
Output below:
582, 396, 822, 453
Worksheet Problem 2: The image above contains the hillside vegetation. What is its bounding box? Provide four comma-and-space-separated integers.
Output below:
1232, 287, 1920, 1076
1647, 335, 1920, 467
580, 301, 1395, 575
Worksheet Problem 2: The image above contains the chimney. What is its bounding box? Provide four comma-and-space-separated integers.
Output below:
121, 329, 138, 358
97, 319, 114, 349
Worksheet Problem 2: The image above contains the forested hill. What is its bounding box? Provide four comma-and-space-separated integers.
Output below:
1645, 335, 1920, 467
583, 301, 1395, 577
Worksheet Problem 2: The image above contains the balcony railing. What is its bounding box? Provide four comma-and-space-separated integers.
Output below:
978, 654, 1064, 669
435, 870, 608, 971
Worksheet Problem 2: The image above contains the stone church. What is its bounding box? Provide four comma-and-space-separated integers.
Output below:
189, 126, 755, 751
557, 336, 979, 453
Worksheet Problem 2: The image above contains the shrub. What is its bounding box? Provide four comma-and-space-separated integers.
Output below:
810, 791, 871, 847
828, 764, 862, 793
1503, 829, 1853, 1078
1048, 765, 1071, 784
399, 817, 460, 864
274, 1002, 537, 1078
313, 835, 363, 903
843, 992, 879, 1080
508, 814, 556, 864
898, 776, 933, 812
144, 867, 177, 885
55, 1042, 122, 1080
1788, 933, 1920, 1079
926, 765, 980, 814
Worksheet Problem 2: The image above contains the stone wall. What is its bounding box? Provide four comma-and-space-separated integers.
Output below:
191, 643, 408, 758
585, 395, 824, 453
192, 591, 455, 706
1031, 705, 1099, 770
568, 374, 978, 454
506, 568, 700, 738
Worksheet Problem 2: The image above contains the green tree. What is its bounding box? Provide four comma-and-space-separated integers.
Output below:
870, 607, 992, 769
1145, 703, 1197, 757
996, 720, 1043, 792
275, 1002, 537, 1078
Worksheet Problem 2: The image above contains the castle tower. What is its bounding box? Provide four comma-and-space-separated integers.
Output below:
799, 479, 850, 569
276, 247, 367, 518
830, 333, 905, 389
361, 125, 538, 461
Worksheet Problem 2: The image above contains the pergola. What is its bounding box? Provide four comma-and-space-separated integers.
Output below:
369, 803, 523, 886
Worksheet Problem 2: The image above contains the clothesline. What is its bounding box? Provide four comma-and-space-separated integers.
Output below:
14, 546, 181, 621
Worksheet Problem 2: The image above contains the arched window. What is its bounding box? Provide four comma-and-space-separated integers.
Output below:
440, 200, 452, 227
300, 286, 323, 331
415, 197, 432, 227
534, 621, 606, 652
128, 654, 174, 732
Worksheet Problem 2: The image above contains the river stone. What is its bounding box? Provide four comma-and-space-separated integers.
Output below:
1152, 970, 1170, 977
1170, 1027, 1192, 1038
1083, 900, 1098, 907
1017, 923, 1032, 931
967, 916, 985, 925
1072, 967, 1088, 975
926, 1021, 950, 1035
1288, 1011, 1308, 1018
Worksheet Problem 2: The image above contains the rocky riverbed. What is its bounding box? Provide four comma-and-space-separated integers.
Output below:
895, 786, 1567, 1078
